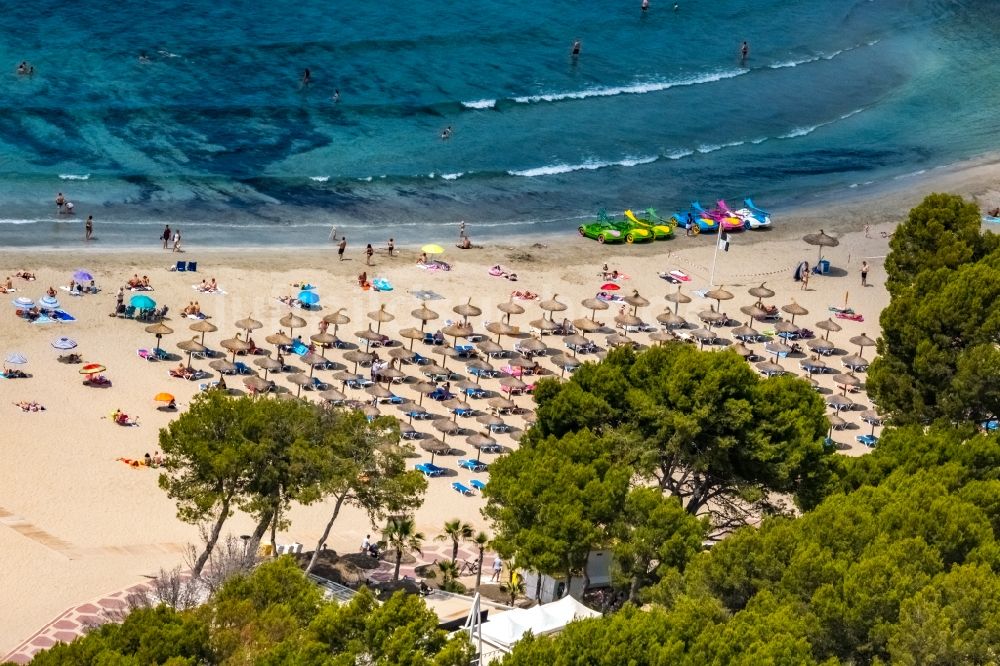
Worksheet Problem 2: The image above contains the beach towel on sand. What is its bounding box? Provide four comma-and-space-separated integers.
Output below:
373, 278, 393, 292
669, 270, 691, 281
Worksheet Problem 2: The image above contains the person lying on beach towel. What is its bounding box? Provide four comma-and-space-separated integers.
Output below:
489, 265, 518, 281
15, 271, 35, 281
111, 409, 139, 426
13, 400, 44, 412
2, 368, 28, 378
511, 290, 539, 300
116, 457, 148, 468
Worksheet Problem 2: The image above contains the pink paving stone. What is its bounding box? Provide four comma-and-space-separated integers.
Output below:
99, 597, 125, 608
29, 637, 55, 648
53, 631, 80, 642
5, 653, 31, 664
76, 615, 103, 626
75, 603, 99, 613
52, 619, 78, 630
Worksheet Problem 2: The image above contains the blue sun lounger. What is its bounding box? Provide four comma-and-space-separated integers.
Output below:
234, 361, 253, 375
458, 459, 487, 473
856, 434, 878, 447
416, 462, 445, 477
469, 479, 487, 491
451, 482, 474, 496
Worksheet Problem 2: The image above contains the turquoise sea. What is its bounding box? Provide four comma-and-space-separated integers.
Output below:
0, 0, 998, 247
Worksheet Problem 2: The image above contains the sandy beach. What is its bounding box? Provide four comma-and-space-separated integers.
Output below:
2, 153, 999, 657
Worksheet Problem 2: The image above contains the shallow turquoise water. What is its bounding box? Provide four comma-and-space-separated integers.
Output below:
0, 0, 997, 246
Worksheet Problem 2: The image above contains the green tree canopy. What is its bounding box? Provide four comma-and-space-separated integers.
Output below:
501, 428, 1000, 665
23, 558, 472, 666
868, 250, 1000, 425
530, 345, 833, 525
884, 192, 997, 295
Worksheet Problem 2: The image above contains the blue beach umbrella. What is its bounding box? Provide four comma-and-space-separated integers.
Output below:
11, 296, 33, 308
5, 352, 27, 364
73, 269, 93, 282
298, 290, 319, 306
39, 295, 60, 310
51, 336, 77, 349
130, 294, 156, 309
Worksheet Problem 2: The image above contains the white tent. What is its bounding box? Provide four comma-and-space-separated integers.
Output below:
477, 595, 601, 655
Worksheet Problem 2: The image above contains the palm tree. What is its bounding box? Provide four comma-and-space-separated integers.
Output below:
382, 516, 424, 582
435, 518, 474, 565
472, 531, 490, 591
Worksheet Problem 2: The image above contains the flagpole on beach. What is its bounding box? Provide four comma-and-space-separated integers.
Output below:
709, 230, 730, 288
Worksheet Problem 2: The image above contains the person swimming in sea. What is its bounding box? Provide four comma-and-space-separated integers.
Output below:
571, 40, 581, 57
332, 89, 340, 103
302, 68, 312, 85
441, 126, 452, 140
642, 0, 649, 11
740, 41, 749, 63
139, 51, 151, 63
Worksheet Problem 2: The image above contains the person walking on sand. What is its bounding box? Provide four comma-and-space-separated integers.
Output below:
338, 236, 347, 260
85, 215, 93, 241
365, 243, 374, 265
55, 192, 65, 212
864, 222, 871, 238
387, 237, 395, 257
162, 224, 172, 249
172, 229, 182, 252
459, 220, 466, 238
801, 267, 810, 291
861, 261, 869, 287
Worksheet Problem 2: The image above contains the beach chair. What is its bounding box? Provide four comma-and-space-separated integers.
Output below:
455, 344, 475, 357
310, 376, 329, 390
174, 261, 186, 272
856, 434, 878, 447
234, 361, 253, 375
451, 482, 474, 496
469, 479, 487, 491
401, 427, 422, 440
122, 305, 136, 319
154, 347, 170, 361
452, 405, 475, 418
488, 422, 511, 434
464, 386, 487, 399
186, 261, 197, 272
415, 462, 445, 477
136, 348, 157, 362
199, 381, 219, 392
458, 459, 487, 473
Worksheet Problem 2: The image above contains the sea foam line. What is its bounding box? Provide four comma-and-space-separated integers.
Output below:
461, 99, 496, 110
507, 155, 658, 178
59, 173, 90, 180
511, 69, 747, 105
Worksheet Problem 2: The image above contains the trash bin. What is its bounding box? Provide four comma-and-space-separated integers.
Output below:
819, 259, 830, 274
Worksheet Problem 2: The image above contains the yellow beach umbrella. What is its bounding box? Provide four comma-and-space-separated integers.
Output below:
421, 244, 445, 255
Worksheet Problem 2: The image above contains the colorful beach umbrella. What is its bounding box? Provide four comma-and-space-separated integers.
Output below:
154, 392, 175, 403
600, 283, 620, 292
73, 270, 93, 282
12, 296, 33, 308
298, 290, 319, 305
79, 363, 106, 374
421, 244, 445, 255
130, 294, 156, 309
